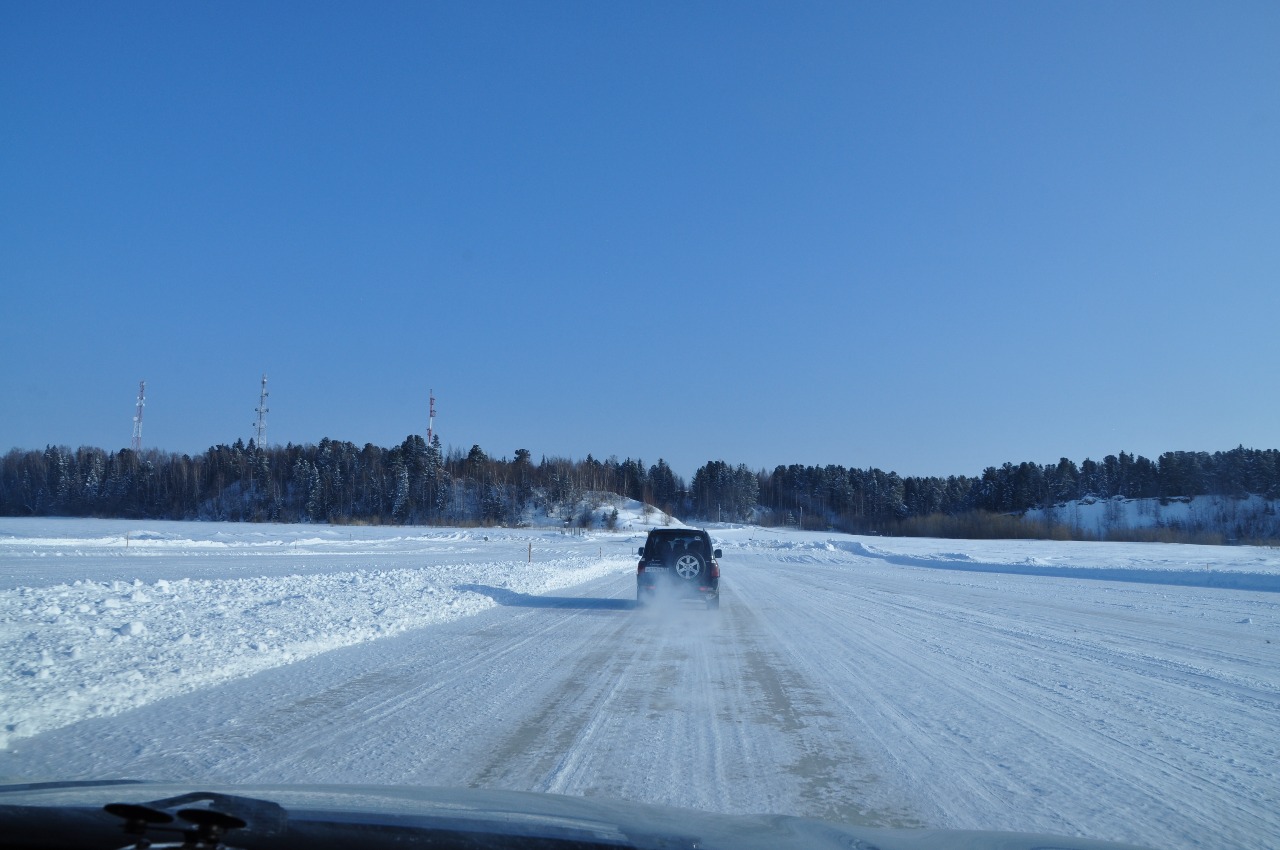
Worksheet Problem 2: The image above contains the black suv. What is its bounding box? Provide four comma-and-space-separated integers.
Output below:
636, 527, 721, 609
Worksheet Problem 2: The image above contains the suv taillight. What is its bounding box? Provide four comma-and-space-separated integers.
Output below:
637, 561, 645, 573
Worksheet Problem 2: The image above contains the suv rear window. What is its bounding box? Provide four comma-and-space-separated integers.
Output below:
645, 531, 711, 557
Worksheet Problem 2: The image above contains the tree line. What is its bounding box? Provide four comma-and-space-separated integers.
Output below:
754, 448, 1280, 531
0, 437, 685, 526
1, 440, 1277, 540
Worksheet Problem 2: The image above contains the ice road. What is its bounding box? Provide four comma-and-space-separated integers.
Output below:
2, 518, 1277, 849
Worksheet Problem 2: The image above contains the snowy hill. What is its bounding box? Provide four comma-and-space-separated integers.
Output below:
519, 492, 687, 531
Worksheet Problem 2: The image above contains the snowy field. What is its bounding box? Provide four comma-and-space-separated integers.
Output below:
2, 517, 1278, 849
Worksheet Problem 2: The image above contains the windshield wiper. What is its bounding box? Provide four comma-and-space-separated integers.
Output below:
105, 791, 287, 849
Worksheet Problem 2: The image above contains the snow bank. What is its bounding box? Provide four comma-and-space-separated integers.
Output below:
1, 519, 636, 747
709, 527, 1280, 591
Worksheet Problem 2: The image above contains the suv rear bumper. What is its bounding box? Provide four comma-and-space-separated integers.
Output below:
636, 574, 718, 601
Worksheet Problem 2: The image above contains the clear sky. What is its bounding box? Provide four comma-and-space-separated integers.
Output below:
3, 1, 1278, 480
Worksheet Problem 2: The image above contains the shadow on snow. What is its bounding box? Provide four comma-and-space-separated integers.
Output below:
455, 583, 637, 611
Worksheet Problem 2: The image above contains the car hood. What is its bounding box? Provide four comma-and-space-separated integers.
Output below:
0, 780, 1153, 850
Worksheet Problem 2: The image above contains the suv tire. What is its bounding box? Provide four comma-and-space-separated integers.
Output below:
674, 551, 705, 581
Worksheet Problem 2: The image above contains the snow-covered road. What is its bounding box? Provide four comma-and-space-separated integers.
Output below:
2, 519, 1277, 849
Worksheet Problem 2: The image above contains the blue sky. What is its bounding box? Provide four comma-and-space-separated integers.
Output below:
3, 1, 1278, 480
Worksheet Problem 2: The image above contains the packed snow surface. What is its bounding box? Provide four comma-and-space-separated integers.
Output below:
2, 517, 1278, 849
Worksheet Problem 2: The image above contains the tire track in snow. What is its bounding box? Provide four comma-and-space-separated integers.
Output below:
467, 598, 642, 793
844, 578, 1278, 846
461, 576, 910, 825
726, 545, 1278, 849
466, 591, 741, 811
226, 593, 611, 783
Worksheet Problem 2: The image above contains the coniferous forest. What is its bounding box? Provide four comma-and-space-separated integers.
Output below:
2, 440, 1278, 543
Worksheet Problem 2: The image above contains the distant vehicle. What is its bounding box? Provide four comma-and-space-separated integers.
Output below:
636, 527, 720, 609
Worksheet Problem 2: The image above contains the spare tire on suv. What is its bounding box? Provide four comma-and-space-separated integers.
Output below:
636, 527, 721, 609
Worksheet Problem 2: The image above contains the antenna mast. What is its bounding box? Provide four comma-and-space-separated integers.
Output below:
427, 389, 436, 446
254, 374, 269, 447
131, 380, 146, 452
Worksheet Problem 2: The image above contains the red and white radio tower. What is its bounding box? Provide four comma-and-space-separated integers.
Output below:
254, 374, 269, 447
131, 380, 146, 452
427, 389, 437, 446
